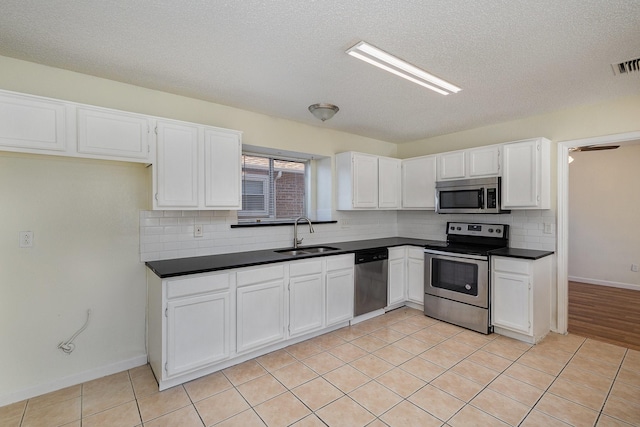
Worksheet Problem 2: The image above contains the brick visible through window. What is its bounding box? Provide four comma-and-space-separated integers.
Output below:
239, 154, 307, 221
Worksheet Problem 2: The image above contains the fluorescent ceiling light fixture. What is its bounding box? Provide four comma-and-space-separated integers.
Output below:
346, 41, 462, 95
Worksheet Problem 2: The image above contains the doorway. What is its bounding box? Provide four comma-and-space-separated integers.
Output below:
556, 131, 640, 335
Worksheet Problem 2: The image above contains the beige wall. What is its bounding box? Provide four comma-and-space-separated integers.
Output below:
568, 144, 640, 289
0, 55, 399, 404
0, 152, 149, 403
397, 94, 640, 158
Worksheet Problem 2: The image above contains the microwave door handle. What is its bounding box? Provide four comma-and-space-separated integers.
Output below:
479, 188, 484, 209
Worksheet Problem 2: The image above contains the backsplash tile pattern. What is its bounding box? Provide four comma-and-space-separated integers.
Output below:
140, 210, 399, 261
140, 209, 555, 262
397, 210, 557, 251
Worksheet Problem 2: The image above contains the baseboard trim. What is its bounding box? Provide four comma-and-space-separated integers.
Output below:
569, 276, 640, 292
0, 354, 147, 407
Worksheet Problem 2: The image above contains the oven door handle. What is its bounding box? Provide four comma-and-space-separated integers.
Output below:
423, 249, 488, 261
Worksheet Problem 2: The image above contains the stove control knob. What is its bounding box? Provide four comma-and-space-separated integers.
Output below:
488, 228, 494, 233
456, 227, 462, 230
450, 226, 455, 231
465, 284, 472, 290
496, 229, 502, 234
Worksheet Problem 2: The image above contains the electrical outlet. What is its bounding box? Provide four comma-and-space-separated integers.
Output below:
543, 223, 552, 234
194, 225, 203, 237
19, 231, 33, 248
632, 264, 639, 272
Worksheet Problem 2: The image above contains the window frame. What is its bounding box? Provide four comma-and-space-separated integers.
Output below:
239, 152, 309, 223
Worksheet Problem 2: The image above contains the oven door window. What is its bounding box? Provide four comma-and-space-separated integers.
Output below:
431, 258, 478, 296
439, 189, 482, 209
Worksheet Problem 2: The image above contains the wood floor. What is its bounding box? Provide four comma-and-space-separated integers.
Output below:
568, 281, 640, 351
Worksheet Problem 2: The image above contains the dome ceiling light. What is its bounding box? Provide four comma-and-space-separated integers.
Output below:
308, 103, 339, 121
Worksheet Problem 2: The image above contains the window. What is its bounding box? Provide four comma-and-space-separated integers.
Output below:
239, 154, 307, 222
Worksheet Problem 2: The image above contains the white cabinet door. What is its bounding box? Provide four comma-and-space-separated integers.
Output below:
502, 140, 539, 208
352, 153, 379, 208
407, 248, 425, 304
436, 151, 466, 180
492, 271, 531, 334
204, 128, 242, 209
77, 107, 150, 161
0, 91, 67, 152
401, 155, 436, 209
289, 272, 324, 337
166, 291, 230, 377
237, 279, 285, 353
388, 257, 406, 306
378, 157, 401, 209
467, 146, 501, 177
326, 255, 355, 326
155, 121, 199, 208
501, 138, 550, 209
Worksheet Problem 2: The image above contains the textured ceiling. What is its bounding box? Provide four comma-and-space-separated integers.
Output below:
1, 0, 639, 143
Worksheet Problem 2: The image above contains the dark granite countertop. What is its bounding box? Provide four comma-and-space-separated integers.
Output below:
146, 237, 442, 278
489, 247, 554, 260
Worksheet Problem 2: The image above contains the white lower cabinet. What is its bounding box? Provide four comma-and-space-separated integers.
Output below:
325, 254, 355, 326
236, 265, 286, 354
166, 291, 230, 377
387, 246, 424, 308
147, 253, 356, 390
388, 247, 406, 306
288, 259, 324, 337
491, 255, 553, 344
407, 247, 425, 304
147, 270, 232, 386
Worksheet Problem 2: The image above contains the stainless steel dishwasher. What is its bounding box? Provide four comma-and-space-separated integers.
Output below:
354, 248, 389, 316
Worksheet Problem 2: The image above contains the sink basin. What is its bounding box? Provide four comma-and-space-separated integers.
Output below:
275, 246, 340, 256
300, 246, 340, 253
275, 249, 309, 256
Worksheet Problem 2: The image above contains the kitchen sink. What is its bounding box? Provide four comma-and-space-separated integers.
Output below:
300, 246, 340, 253
275, 246, 340, 256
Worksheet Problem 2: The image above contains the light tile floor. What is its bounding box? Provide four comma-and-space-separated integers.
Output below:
2, 307, 639, 427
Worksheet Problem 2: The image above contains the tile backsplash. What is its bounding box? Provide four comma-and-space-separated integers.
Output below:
140, 209, 555, 262
139, 210, 399, 261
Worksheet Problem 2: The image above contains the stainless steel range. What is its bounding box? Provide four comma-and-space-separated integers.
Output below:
424, 222, 509, 334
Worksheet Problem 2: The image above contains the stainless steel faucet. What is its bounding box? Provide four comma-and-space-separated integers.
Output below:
293, 217, 314, 248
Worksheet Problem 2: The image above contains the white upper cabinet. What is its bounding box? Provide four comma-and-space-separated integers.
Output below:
437, 145, 501, 181
154, 120, 242, 210
467, 146, 501, 177
401, 155, 436, 209
155, 120, 200, 208
77, 106, 151, 161
378, 157, 401, 209
436, 150, 466, 180
336, 152, 400, 210
0, 91, 68, 153
501, 138, 551, 209
204, 129, 242, 209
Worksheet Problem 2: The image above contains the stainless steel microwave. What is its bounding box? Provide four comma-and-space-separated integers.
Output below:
435, 177, 510, 214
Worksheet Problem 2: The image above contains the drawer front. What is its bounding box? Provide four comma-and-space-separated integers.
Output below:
166, 272, 230, 299
493, 257, 531, 275
388, 246, 406, 261
289, 259, 322, 277
237, 264, 285, 287
325, 254, 355, 271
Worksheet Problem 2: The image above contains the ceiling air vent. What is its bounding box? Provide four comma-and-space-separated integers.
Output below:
612, 57, 640, 76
